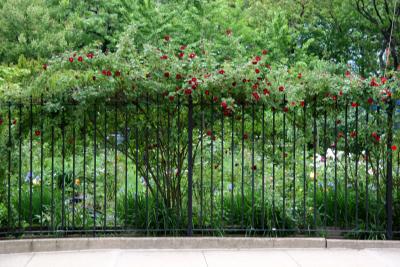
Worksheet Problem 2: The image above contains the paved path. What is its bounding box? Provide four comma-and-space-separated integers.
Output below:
1, 248, 400, 267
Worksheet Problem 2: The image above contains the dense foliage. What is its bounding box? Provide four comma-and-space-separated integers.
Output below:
0, 0, 399, 237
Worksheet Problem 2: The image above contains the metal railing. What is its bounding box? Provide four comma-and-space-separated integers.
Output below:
0, 94, 398, 239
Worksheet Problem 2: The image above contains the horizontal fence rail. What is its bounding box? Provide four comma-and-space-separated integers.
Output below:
0, 95, 399, 239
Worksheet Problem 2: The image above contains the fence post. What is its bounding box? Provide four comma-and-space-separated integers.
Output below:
187, 95, 194, 236
386, 98, 394, 240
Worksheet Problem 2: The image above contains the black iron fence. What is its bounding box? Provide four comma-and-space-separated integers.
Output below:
0, 95, 399, 239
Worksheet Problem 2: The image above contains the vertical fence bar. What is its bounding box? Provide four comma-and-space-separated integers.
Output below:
211, 98, 214, 227
365, 107, 369, 231
125, 103, 128, 228
344, 100, 348, 228
323, 110, 327, 229
187, 95, 193, 236
262, 104, 265, 228
272, 108, 276, 229
302, 101, 306, 227
61, 108, 65, 231
376, 107, 380, 228
124, 102, 127, 228
156, 96, 159, 229
114, 101, 118, 229
18, 104, 22, 230
334, 100, 338, 227
283, 97, 286, 230
355, 105, 359, 229
40, 97, 44, 230
241, 103, 244, 228
145, 94, 149, 233
104, 105, 107, 229
72, 117, 76, 229
386, 98, 394, 240
200, 96, 204, 230
7, 102, 12, 232
93, 104, 97, 235
292, 106, 296, 219
135, 99, 139, 227
177, 96, 181, 228
29, 97, 33, 230
231, 108, 235, 227
313, 96, 317, 228
251, 103, 255, 228
83, 114, 87, 230
51, 113, 55, 231
221, 104, 225, 228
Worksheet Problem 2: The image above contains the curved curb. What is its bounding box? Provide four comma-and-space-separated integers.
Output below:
0, 237, 399, 254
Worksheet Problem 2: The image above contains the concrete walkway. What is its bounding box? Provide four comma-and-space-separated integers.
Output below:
1, 248, 400, 267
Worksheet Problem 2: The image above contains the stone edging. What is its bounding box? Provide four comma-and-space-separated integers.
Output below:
0, 237, 399, 254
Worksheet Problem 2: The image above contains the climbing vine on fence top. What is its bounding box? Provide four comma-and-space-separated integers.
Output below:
1, 36, 399, 112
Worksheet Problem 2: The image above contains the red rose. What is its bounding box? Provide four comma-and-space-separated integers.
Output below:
381, 77, 387, 84
213, 96, 218, 102
255, 68, 260, 74
262, 49, 268, 55
164, 72, 170, 78
207, 130, 212, 136
35, 130, 41, 136
178, 52, 184, 58
42, 64, 47, 70
189, 53, 196, 59
176, 74, 182, 80
102, 70, 107, 75
300, 100, 305, 107
106, 70, 112, 76
350, 131, 357, 138
345, 70, 351, 77
252, 92, 260, 101
184, 89, 192, 95
370, 78, 379, 87
164, 35, 170, 41
221, 101, 227, 109
255, 56, 261, 62
169, 95, 175, 101
351, 102, 358, 108
297, 73, 302, 79
78, 56, 83, 62
263, 89, 270, 95
69, 57, 74, 63
279, 86, 285, 92
87, 53, 94, 59
283, 107, 289, 112
205, 90, 210, 95
392, 145, 397, 151
243, 133, 248, 140
115, 71, 121, 77
180, 45, 186, 50
367, 97, 373, 104
160, 55, 168, 60
219, 69, 225, 75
